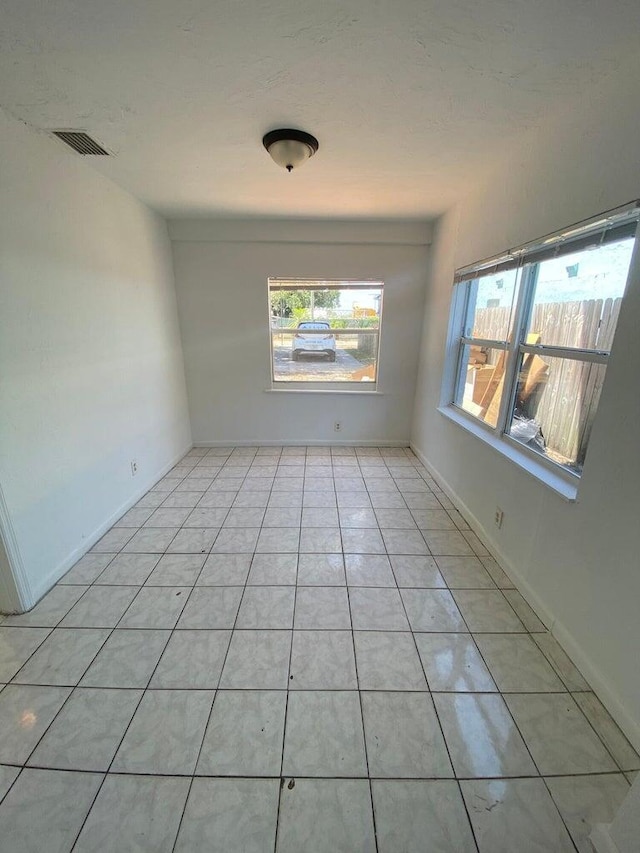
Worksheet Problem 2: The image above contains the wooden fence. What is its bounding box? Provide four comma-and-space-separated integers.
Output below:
474, 298, 621, 465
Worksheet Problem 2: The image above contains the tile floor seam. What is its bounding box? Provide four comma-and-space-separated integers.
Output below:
65, 508, 219, 846
1, 445, 635, 853
343, 509, 380, 853
201, 457, 283, 853
66, 571, 205, 852
0, 765, 23, 809
0, 765, 631, 781
1, 683, 615, 694
371, 453, 481, 852
402, 561, 545, 787
538, 774, 583, 853
456, 607, 548, 783
273, 484, 301, 853
568, 691, 634, 776
8, 582, 163, 772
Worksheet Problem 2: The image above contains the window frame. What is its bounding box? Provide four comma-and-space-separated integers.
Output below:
441, 203, 640, 494
267, 278, 385, 392
451, 266, 523, 430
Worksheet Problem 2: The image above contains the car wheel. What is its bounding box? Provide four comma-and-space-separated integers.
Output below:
292, 351, 299, 361
328, 352, 336, 362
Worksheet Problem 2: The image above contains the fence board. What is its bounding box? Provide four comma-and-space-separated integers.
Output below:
474, 298, 622, 464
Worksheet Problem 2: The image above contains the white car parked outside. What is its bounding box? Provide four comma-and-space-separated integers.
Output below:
292, 321, 336, 362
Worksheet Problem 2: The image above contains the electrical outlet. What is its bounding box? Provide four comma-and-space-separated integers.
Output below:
334, 421, 341, 432
494, 507, 504, 529
131, 460, 138, 477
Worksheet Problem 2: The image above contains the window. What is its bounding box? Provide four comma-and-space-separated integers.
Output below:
444, 204, 638, 482
268, 279, 383, 388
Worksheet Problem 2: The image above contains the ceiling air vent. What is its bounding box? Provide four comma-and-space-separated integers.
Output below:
51, 130, 110, 155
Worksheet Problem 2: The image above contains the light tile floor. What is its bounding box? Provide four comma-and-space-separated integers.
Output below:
0, 445, 637, 852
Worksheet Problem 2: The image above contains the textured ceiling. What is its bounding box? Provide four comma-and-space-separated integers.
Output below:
1, 0, 638, 218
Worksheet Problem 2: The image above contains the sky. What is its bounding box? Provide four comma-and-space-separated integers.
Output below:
339, 288, 382, 312
476, 236, 634, 310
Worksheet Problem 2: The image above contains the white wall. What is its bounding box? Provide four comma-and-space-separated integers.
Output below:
0, 110, 192, 610
170, 219, 431, 445
411, 60, 640, 747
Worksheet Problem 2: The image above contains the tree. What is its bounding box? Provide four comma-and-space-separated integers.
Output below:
270, 289, 341, 317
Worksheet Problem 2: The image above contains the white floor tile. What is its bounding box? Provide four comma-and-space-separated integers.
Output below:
2, 444, 626, 853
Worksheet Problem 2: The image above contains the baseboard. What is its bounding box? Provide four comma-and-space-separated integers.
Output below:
0, 483, 32, 613
25, 442, 193, 609
409, 443, 556, 627
410, 441, 640, 754
549, 621, 640, 754
194, 439, 410, 447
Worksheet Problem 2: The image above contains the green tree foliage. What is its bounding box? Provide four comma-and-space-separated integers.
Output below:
270, 289, 341, 317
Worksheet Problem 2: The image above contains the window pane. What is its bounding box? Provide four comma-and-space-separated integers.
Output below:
454, 344, 508, 427
508, 352, 607, 474
269, 283, 382, 383
525, 237, 634, 349
465, 270, 520, 341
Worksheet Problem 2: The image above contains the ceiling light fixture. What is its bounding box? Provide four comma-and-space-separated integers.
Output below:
262, 128, 319, 172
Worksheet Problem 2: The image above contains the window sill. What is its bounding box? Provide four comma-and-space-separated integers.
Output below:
265, 387, 383, 395
437, 405, 578, 502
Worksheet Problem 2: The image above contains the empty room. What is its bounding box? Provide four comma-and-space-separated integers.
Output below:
1, 1, 639, 851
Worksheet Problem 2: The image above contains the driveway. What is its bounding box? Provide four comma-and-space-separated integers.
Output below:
273, 346, 368, 381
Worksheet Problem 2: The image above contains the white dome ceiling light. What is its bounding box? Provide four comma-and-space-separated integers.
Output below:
262, 128, 319, 172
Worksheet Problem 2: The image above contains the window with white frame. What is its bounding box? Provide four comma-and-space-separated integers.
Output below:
268, 279, 383, 387
443, 204, 639, 479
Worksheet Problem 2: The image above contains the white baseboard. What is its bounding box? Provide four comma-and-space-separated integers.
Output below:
194, 439, 410, 447
0, 483, 32, 613
410, 441, 640, 753
549, 622, 640, 754
24, 443, 193, 609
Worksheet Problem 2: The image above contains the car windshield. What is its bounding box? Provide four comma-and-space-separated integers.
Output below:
296, 322, 330, 330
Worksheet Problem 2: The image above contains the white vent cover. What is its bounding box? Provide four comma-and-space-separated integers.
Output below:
51, 131, 110, 155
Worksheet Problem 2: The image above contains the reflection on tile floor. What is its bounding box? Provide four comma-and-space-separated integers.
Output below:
0, 445, 637, 852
